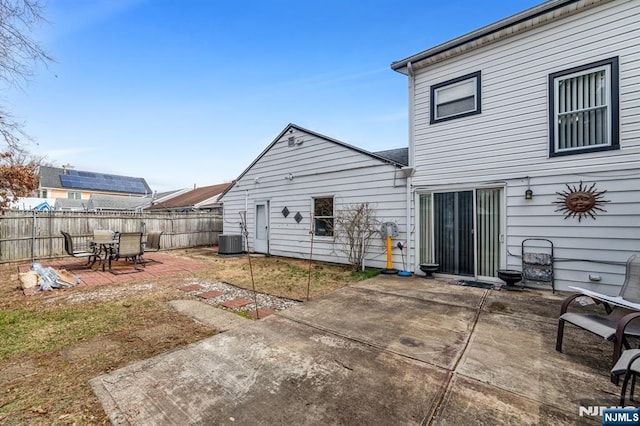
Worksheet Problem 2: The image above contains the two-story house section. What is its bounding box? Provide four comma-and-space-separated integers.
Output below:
392, 0, 640, 293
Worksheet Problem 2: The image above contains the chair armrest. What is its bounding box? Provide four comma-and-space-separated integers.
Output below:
560, 293, 585, 315
560, 292, 613, 315
613, 312, 640, 362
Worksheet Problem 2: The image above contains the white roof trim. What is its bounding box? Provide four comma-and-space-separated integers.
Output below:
391, 0, 612, 74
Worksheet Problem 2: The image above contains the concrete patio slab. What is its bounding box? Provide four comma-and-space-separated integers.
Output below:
353, 276, 485, 310
482, 288, 565, 323
457, 311, 618, 414
90, 316, 449, 425
434, 375, 595, 425
90, 275, 629, 424
279, 285, 479, 369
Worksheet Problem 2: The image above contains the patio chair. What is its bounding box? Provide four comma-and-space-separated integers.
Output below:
556, 254, 640, 383
61, 231, 96, 267
611, 349, 640, 404
93, 229, 115, 242
108, 232, 144, 274
140, 231, 163, 264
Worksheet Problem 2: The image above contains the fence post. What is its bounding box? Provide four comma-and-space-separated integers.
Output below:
48, 211, 53, 258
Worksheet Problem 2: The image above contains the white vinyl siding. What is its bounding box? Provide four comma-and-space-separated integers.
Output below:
412, 2, 640, 185
408, 0, 640, 293
503, 172, 640, 295
221, 128, 407, 269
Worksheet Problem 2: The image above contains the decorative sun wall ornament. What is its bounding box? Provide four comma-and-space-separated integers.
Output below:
553, 181, 609, 222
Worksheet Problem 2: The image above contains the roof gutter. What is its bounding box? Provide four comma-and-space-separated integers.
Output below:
391, 0, 610, 74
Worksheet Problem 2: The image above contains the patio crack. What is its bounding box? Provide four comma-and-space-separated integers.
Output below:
424, 289, 490, 426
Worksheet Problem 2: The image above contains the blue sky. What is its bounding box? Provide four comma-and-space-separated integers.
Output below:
6, 0, 542, 193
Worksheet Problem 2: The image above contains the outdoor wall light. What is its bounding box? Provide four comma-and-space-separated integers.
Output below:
525, 176, 533, 200
525, 188, 533, 200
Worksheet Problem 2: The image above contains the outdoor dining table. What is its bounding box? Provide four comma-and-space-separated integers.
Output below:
90, 238, 118, 271
568, 286, 640, 311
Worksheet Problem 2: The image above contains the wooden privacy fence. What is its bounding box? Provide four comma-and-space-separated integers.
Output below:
0, 211, 223, 263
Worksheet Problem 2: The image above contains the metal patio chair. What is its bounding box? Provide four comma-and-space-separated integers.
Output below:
611, 349, 640, 404
108, 232, 144, 274
556, 254, 640, 383
61, 231, 96, 267
140, 231, 163, 264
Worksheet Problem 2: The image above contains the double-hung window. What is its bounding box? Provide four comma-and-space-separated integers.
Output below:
430, 71, 481, 123
549, 57, 619, 156
313, 197, 334, 237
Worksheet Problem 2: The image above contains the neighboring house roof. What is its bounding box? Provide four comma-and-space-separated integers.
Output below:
391, 0, 587, 73
89, 194, 150, 211
147, 183, 231, 211
38, 165, 152, 195
7, 197, 56, 211
219, 123, 407, 200
54, 198, 88, 211
374, 148, 409, 166
153, 189, 188, 202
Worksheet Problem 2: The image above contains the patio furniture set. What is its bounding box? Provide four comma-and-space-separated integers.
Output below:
555, 254, 640, 405
61, 230, 163, 274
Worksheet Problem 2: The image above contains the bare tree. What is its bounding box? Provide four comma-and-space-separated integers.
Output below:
334, 202, 380, 271
0, 0, 51, 209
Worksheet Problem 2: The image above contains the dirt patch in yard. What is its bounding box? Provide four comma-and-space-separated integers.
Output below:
0, 249, 370, 424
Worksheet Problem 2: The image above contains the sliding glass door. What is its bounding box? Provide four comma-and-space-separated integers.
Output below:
476, 188, 501, 278
434, 191, 474, 276
420, 188, 502, 278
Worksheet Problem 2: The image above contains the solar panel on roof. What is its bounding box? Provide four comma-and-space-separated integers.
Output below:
60, 173, 147, 194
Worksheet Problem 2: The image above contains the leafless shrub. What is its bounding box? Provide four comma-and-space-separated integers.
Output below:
334, 202, 379, 271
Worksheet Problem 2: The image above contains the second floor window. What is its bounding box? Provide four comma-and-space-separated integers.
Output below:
430, 71, 481, 123
549, 57, 619, 157
67, 192, 81, 200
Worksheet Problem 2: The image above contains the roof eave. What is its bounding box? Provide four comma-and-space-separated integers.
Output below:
391, 0, 598, 74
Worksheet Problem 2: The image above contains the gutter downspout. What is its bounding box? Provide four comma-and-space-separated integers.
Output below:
406, 61, 415, 272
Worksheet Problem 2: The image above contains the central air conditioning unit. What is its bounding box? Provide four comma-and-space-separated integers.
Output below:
218, 234, 243, 255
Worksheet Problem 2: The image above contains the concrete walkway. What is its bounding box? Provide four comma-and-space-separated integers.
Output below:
90, 275, 618, 424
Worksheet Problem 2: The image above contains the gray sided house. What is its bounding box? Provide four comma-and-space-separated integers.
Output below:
55, 194, 151, 211
219, 124, 410, 270
392, 0, 640, 293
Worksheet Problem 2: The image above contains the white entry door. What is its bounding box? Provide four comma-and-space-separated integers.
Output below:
254, 202, 269, 253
